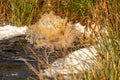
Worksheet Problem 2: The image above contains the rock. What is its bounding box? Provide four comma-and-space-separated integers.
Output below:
43, 46, 97, 77
0, 25, 27, 40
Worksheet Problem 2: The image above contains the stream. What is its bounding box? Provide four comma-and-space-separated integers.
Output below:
0, 35, 67, 80
0, 35, 39, 80
0, 22, 85, 80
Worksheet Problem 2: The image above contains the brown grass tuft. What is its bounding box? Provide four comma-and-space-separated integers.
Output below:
25, 12, 80, 49
0, 0, 11, 22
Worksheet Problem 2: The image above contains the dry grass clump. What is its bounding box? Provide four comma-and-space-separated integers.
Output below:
21, 0, 120, 80
25, 12, 80, 49
0, 0, 11, 22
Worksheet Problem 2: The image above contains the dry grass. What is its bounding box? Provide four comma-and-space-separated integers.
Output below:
0, 0, 11, 22
0, 0, 93, 26
24, 0, 120, 80
26, 12, 81, 49
0, 0, 119, 80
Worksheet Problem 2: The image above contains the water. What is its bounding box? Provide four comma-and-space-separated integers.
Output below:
0, 22, 85, 80
0, 35, 39, 80
0, 35, 63, 80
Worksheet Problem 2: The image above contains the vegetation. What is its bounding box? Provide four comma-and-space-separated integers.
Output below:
0, 0, 119, 80
0, 0, 95, 26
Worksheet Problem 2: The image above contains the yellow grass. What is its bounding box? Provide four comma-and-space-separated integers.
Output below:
26, 12, 80, 49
